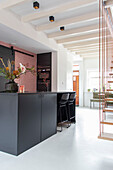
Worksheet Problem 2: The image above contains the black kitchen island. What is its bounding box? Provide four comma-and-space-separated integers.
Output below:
0, 92, 76, 156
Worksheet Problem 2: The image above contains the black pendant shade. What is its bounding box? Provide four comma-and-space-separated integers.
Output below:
49, 16, 55, 22
60, 26, 65, 31
33, 1, 40, 9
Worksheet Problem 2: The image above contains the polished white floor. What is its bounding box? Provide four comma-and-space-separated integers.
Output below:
1, 107, 113, 170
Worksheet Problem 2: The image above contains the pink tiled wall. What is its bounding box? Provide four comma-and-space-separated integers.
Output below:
15, 51, 37, 92
0, 41, 37, 92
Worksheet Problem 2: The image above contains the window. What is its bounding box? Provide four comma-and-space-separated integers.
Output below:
87, 70, 99, 91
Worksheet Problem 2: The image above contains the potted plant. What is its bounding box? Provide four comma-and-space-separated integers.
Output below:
88, 89, 91, 92
0, 57, 35, 92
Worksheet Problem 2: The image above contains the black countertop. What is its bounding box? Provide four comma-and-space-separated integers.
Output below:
0, 91, 76, 95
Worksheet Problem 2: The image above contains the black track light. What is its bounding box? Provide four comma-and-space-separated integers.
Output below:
49, 16, 55, 22
33, 1, 39, 9
60, 26, 65, 31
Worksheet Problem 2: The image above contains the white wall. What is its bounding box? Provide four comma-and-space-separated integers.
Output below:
57, 47, 67, 91
57, 46, 74, 91
51, 52, 58, 92
66, 52, 73, 90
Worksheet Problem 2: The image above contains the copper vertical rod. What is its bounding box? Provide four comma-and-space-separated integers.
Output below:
102, 0, 104, 132
99, 0, 102, 137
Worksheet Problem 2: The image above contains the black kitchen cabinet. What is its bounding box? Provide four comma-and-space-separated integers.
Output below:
0, 93, 57, 156
41, 94, 57, 141
18, 94, 42, 155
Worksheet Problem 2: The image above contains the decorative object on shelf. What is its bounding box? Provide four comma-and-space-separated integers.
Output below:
88, 89, 91, 92
0, 57, 35, 92
33, 1, 39, 9
93, 88, 98, 92
60, 26, 65, 31
19, 85, 25, 93
5, 80, 18, 93
49, 16, 55, 22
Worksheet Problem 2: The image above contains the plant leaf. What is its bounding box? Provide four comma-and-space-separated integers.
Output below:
7, 59, 11, 74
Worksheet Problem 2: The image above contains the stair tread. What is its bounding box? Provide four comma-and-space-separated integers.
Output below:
107, 89, 113, 91
105, 98, 113, 101
101, 119, 113, 125
98, 132, 113, 141
109, 73, 113, 75
108, 81, 113, 83
103, 108, 113, 112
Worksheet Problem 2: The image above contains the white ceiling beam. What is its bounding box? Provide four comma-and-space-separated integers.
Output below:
77, 50, 99, 54
64, 39, 100, 48
48, 25, 107, 39
68, 45, 99, 51
47, 24, 99, 38
71, 47, 99, 52
81, 54, 99, 57
57, 32, 100, 44
78, 50, 113, 56
22, 0, 97, 22
67, 43, 105, 49
68, 44, 100, 50
68, 41, 113, 49
0, 0, 29, 10
81, 54, 99, 58
70, 45, 113, 52
80, 53, 99, 58
71, 45, 113, 52
36, 12, 98, 31
57, 28, 111, 44
63, 36, 112, 48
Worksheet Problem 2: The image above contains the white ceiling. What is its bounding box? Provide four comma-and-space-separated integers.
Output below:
0, 0, 110, 57
0, 23, 53, 54
10, 0, 79, 16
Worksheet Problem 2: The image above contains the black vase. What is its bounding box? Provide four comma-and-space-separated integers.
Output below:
5, 80, 18, 93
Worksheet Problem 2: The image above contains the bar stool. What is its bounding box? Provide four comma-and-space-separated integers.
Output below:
57, 93, 70, 132
68, 93, 76, 124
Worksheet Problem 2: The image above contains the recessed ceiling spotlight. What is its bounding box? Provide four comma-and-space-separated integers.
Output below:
49, 16, 55, 22
60, 26, 65, 31
33, 1, 40, 9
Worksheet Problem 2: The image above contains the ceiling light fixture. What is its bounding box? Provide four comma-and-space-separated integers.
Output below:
33, 1, 40, 9
49, 16, 55, 22
60, 26, 65, 31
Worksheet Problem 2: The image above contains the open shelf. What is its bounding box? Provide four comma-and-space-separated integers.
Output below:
37, 53, 51, 92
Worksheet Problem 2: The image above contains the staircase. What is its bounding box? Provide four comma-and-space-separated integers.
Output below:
98, 0, 113, 141
98, 67, 113, 141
